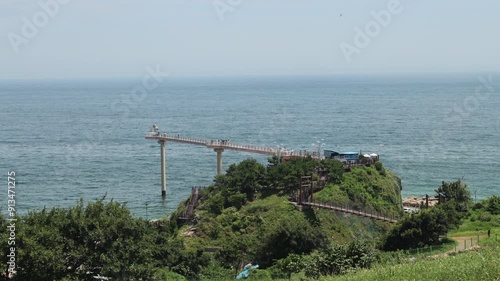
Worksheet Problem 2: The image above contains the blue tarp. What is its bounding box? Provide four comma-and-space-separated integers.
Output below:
236, 264, 259, 279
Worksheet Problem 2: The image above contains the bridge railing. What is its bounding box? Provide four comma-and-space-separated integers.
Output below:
304, 199, 400, 222
146, 133, 331, 159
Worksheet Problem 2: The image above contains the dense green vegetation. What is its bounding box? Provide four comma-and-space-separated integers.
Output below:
3, 155, 498, 280
313, 161, 401, 217
167, 157, 403, 280
0, 157, 403, 280
0, 198, 209, 281
382, 180, 471, 250
450, 195, 500, 237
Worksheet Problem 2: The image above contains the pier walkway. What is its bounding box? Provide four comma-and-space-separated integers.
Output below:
145, 133, 317, 159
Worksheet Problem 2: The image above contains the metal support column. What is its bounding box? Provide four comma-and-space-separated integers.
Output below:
159, 140, 166, 197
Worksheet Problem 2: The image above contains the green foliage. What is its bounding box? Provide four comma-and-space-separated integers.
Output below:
303, 240, 376, 279
153, 269, 187, 281
275, 253, 303, 280
478, 212, 492, 222
266, 156, 317, 194
8, 198, 157, 281
485, 195, 500, 215
435, 179, 471, 213
188, 158, 403, 275
258, 213, 328, 267
374, 162, 385, 175
224, 158, 267, 201
207, 193, 225, 215
227, 192, 247, 210
314, 166, 402, 218
383, 207, 450, 250
198, 262, 234, 280
205, 159, 267, 214
0, 198, 208, 281
246, 269, 272, 280
327, 245, 500, 281
319, 158, 345, 184
383, 180, 473, 251
216, 235, 255, 268
450, 195, 500, 236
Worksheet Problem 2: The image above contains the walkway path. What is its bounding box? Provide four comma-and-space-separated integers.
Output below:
450, 235, 485, 252
301, 201, 398, 223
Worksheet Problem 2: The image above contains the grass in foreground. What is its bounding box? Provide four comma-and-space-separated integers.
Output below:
324, 245, 500, 281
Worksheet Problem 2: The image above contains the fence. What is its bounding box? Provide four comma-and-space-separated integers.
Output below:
402, 242, 454, 256
400, 233, 499, 257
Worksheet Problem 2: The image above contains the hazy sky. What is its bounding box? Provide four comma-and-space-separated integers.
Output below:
1, 0, 499, 79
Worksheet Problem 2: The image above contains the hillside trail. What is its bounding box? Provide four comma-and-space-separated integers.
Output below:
448, 235, 486, 252
427, 235, 486, 259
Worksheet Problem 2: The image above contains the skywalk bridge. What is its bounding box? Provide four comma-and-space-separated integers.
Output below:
145, 124, 319, 197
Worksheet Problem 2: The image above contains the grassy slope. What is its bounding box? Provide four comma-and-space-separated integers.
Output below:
192, 243, 500, 281
314, 166, 402, 216
449, 212, 500, 237
324, 245, 500, 281
324, 206, 500, 281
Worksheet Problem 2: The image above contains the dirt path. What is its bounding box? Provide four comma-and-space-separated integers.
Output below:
449, 235, 486, 252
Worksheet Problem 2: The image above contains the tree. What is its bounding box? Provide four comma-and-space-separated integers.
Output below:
303, 241, 375, 279
382, 207, 450, 250
383, 180, 473, 251
216, 235, 256, 278
435, 180, 471, 213
258, 216, 327, 267
275, 254, 303, 281
319, 158, 344, 184
3, 198, 207, 280
485, 195, 500, 215
223, 159, 267, 201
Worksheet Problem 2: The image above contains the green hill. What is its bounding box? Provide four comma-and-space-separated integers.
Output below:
170, 157, 403, 270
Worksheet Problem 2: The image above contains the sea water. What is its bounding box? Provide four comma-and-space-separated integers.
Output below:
1, 74, 499, 219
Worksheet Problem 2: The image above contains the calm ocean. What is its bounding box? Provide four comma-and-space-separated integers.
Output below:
1, 74, 499, 219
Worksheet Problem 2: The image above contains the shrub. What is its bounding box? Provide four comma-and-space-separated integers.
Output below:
207, 194, 225, 215
485, 195, 500, 215
274, 254, 304, 280
374, 162, 386, 175
470, 214, 477, 222
227, 192, 247, 210
472, 202, 484, 210
303, 241, 376, 279
479, 212, 493, 222
198, 263, 233, 280
154, 269, 187, 281
382, 207, 450, 250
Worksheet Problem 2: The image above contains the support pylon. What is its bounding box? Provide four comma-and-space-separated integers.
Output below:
214, 148, 224, 176
159, 140, 166, 198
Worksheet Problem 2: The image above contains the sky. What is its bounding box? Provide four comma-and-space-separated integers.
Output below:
0, 0, 499, 79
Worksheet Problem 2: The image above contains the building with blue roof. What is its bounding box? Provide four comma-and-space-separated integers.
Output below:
324, 150, 379, 165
